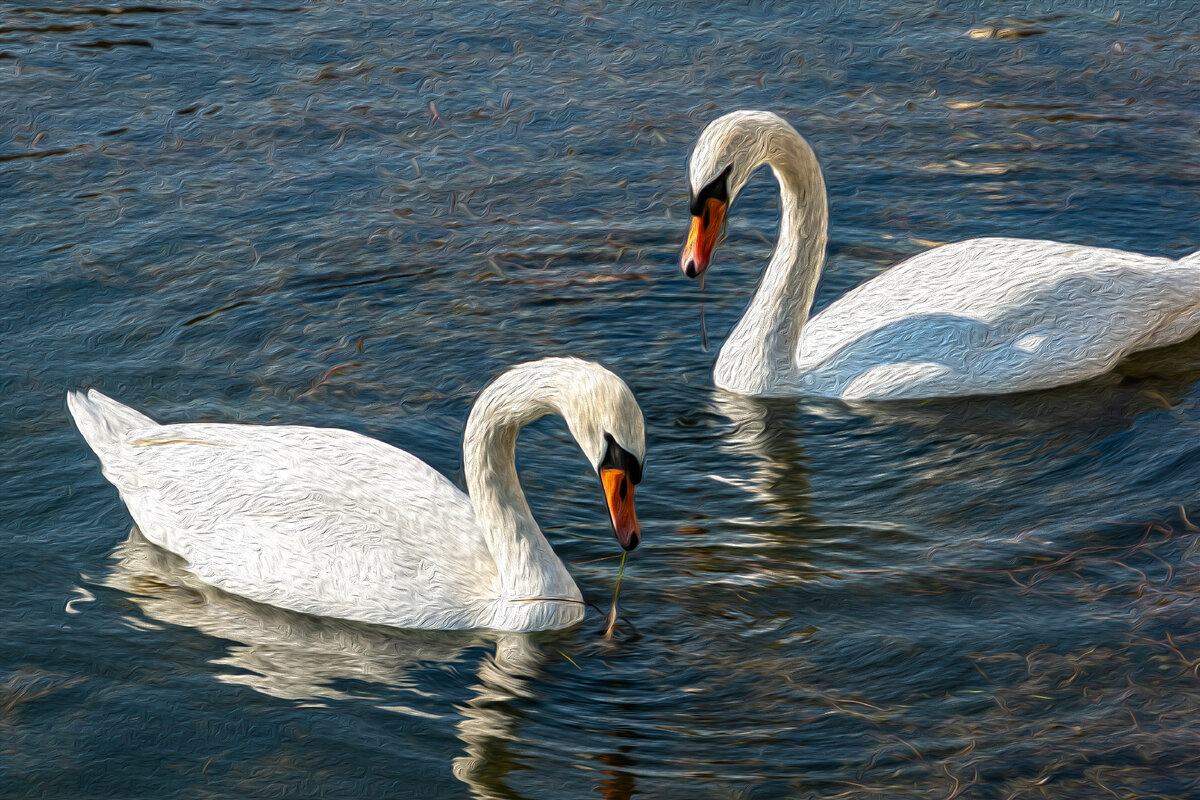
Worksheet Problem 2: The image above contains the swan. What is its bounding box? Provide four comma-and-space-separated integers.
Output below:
681, 110, 1200, 400
67, 357, 645, 632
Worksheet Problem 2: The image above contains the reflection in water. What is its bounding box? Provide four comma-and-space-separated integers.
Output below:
827, 327, 1200, 441
830, 362, 1200, 531
104, 529, 474, 704
715, 355, 1200, 522
595, 749, 637, 800
451, 639, 548, 800
707, 391, 812, 526
98, 530, 635, 800
840, 372, 1194, 441
703, 360, 1200, 600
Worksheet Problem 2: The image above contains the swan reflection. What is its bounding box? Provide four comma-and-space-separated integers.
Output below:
709, 362, 1200, 547
98, 529, 636, 799
708, 391, 812, 523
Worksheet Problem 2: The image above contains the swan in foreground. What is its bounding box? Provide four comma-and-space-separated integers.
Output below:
68, 358, 645, 632
681, 110, 1200, 400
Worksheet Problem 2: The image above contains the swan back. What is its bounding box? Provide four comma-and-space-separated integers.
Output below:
67, 389, 497, 628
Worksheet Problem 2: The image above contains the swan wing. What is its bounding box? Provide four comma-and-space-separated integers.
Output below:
69, 390, 499, 629
797, 238, 1200, 399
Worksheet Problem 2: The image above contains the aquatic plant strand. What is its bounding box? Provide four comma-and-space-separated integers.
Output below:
604, 551, 627, 640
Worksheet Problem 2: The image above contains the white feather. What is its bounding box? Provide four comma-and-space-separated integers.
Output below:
68, 358, 645, 632
687, 110, 1200, 400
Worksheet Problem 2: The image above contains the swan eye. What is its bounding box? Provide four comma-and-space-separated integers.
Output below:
600, 432, 643, 485
689, 164, 732, 217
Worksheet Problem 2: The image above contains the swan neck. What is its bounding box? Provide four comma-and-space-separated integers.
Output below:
462, 382, 574, 599
715, 134, 828, 395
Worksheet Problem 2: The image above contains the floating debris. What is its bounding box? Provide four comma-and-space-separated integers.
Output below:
966, 26, 1045, 40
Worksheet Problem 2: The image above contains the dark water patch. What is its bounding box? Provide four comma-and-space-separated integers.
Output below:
68, 36, 152, 48
0, 146, 84, 161
0, 22, 94, 33
15, 5, 184, 16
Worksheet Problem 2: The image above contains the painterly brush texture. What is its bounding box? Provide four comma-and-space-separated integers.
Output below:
685, 111, 1200, 399
67, 359, 643, 631
3, 0, 1199, 798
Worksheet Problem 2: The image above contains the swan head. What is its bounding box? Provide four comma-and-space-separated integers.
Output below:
470, 358, 646, 551
681, 110, 802, 279
552, 360, 646, 552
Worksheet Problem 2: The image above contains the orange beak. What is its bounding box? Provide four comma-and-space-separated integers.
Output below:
601, 468, 640, 551
681, 196, 727, 279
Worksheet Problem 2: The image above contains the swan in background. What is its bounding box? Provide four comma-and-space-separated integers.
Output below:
681, 110, 1200, 400
68, 357, 645, 632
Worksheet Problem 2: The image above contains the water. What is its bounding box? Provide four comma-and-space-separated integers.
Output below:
3, 0, 1199, 797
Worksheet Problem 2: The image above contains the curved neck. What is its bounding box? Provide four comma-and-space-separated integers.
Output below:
462, 376, 574, 599
714, 133, 828, 395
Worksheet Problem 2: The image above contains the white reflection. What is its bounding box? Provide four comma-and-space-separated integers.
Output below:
708, 391, 811, 521
101, 528, 566, 800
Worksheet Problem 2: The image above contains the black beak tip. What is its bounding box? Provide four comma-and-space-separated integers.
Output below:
621, 530, 640, 552
683, 260, 698, 279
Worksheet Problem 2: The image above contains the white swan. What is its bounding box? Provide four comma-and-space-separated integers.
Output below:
681, 110, 1200, 400
67, 358, 645, 632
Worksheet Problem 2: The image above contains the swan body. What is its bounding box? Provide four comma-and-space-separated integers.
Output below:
682, 110, 1200, 400
68, 358, 645, 632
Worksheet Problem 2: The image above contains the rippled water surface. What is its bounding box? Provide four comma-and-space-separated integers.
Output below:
4, 1, 1200, 797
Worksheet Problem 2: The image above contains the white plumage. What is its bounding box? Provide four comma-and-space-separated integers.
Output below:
683, 110, 1200, 400
68, 357, 645, 632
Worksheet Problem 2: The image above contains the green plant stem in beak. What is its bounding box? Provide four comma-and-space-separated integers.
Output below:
603, 551, 627, 640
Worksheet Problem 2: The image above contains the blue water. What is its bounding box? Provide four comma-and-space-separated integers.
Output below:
3, 1, 1199, 797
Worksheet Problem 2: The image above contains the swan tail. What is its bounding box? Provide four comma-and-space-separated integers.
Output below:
67, 389, 157, 464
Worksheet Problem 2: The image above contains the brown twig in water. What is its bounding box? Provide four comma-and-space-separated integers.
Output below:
1179, 505, 1198, 531
297, 361, 361, 399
